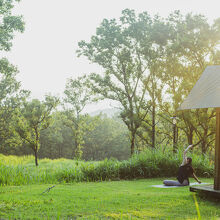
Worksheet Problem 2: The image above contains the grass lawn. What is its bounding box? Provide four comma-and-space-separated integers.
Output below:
0, 178, 219, 219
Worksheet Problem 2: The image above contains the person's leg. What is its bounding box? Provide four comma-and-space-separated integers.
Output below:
181, 179, 189, 186
163, 180, 182, 186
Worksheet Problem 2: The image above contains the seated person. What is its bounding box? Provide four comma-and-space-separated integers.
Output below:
163, 144, 201, 186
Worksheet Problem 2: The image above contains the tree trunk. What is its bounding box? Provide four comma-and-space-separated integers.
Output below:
152, 103, 155, 148
59, 144, 62, 158
130, 133, 135, 155
187, 129, 193, 145
201, 140, 206, 154
34, 148, 38, 166
201, 128, 208, 154
72, 134, 78, 158
187, 135, 193, 145
34, 128, 39, 166
173, 123, 177, 153
49, 144, 52, 158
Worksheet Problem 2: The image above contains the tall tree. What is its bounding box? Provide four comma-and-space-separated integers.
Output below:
135, 16, 170, 149
165, 12, 220, 152
77, 9, 160, 155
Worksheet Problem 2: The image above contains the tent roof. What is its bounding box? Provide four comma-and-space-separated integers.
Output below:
178, 65, 220, 110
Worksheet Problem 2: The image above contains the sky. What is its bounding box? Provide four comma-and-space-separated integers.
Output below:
3, 0, 220, 112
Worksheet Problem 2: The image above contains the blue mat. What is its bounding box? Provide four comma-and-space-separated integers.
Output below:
152, 182, 209, 188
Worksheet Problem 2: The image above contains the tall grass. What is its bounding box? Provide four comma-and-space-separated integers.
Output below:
81, 147, 213, 181
0, 147, 214, 186
0, 155, 87, 186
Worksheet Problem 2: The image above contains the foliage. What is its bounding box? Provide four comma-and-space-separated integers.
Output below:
0, 59, 29, 150
77, 9, 220, 155
83, 115, 130, 161
63, 76, 98, 159
0, 0, 27, 151
15, 96, 59, 166
39, 111, 72, 159
77, 9, 157, 155
35, 113, 130, 161
0, 0, 25, 51
160, 11, 220, 152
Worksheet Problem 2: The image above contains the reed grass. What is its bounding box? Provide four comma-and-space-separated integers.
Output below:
0, 147, 214, 186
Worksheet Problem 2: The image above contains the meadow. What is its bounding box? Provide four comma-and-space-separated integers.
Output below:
0, 150, 218, 219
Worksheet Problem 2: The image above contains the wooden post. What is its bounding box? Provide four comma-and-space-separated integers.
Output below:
173, 123, 177, 153
214, 108, 220, 190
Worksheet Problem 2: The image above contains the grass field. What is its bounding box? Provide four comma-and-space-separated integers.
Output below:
0, 178, 219, 219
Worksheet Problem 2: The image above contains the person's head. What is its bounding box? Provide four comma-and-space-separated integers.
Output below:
187, 157, 192, 165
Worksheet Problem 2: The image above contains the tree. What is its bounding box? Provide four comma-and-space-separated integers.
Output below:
83, 115, 130, 160
134, 16, 170, 149
0, 0, 25, 51
0, 59, 20, 148
77, 9, 161, 155
38, 111, 76, 159
162, 11, 220, 152
39, 112, 64, 159
63, 75, 97, 159
0, 59, 30, 153
15, 96, 59, 166
0, 0, 26, 152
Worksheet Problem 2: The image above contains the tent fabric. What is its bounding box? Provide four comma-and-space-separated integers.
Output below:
178, 65, 220, 110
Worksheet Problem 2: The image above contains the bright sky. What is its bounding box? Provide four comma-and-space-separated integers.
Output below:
3, 0, 220, 112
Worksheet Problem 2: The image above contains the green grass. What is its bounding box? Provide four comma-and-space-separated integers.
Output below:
0, 178, 219, 219
0, 155, 95, 185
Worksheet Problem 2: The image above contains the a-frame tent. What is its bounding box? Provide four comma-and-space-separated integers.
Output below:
179, 65, 220, 192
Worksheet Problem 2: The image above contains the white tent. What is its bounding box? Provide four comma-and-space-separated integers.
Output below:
179, 65, 220, 191
179, 65, 220, 110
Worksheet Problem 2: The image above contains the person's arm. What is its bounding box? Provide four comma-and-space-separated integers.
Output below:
192, 173, 201, 184
181, 144, 193, 166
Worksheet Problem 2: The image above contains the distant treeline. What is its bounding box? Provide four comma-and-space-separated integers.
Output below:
1, 113, 130, 161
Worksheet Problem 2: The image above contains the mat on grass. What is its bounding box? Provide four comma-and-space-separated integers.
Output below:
152, 182, 209, 188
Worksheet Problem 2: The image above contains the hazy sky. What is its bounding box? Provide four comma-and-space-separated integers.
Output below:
3, 0, 220, 111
